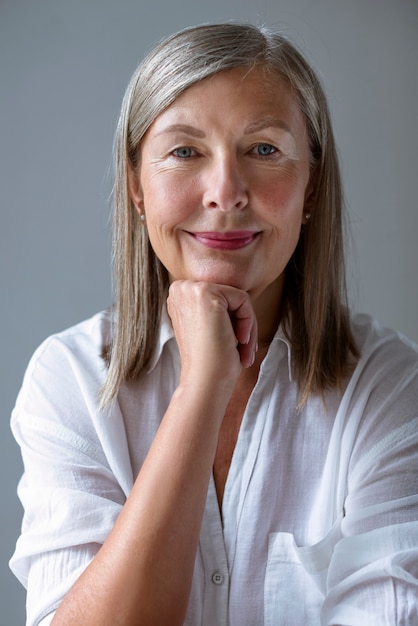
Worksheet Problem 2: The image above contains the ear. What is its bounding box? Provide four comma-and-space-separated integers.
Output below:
302, 172, 317, 224
127, 163, 144, 214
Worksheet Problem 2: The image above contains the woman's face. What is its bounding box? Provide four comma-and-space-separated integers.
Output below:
129, 66, 314, 307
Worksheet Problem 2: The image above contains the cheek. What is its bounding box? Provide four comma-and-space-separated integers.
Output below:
143, 173, 200, 226
256, 180, 305, 221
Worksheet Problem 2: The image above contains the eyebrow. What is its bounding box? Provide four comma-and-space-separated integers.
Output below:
153, 118, 293, 140
244, 117, 293, 135
154, 124, 206, 139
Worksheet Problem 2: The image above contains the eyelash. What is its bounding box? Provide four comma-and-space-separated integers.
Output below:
171, 143, 280, 159
251, 143, 279, 157
172, 147, 196, 158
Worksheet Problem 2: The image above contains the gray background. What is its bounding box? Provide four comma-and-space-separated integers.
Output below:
1, 0, 417, 623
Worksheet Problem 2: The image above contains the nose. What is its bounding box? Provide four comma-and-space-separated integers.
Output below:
202, 154, 249, 211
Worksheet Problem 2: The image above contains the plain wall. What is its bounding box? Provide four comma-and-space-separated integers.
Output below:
1, 0, 417, 623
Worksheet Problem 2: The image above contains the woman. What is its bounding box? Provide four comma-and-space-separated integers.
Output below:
10, 23, 418, 625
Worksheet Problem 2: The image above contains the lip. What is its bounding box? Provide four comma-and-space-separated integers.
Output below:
189, 230, 260, 250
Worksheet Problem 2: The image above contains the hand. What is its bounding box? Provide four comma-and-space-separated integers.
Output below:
167, 280, 258, 388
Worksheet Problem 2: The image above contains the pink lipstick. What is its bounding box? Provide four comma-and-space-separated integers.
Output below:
190, 231, 259, 250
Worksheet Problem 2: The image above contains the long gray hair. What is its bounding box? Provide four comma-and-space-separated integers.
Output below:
101, 22, 358, 407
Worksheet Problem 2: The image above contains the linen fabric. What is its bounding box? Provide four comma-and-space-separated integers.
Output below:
9, 307, 418, 625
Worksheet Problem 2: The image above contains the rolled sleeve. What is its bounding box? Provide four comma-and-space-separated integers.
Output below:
9, 316, 132, 625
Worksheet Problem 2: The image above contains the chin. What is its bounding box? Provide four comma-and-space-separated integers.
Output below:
186, 261, 253, 289
193, 273, 250, 290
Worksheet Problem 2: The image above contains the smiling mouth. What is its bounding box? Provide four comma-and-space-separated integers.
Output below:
189, 231, 260, 250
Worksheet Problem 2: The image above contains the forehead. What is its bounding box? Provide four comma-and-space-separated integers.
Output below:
148, 65, 305, 136
180, 64, 292, 94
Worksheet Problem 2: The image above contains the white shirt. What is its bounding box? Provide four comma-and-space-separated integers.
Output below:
9, 308, 418, 625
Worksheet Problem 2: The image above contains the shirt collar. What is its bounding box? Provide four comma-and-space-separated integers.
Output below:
146, 304, 176, 373
273, 326, 293, 382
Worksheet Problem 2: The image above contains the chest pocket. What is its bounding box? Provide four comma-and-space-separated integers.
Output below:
264, 515, 343, 625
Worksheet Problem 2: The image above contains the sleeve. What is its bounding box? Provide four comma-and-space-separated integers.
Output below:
9, 328, 133, 626
322, 327, 418, 625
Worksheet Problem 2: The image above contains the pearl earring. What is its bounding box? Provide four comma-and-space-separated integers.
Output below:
139, 213, 146, 222
305, 213, 311, 221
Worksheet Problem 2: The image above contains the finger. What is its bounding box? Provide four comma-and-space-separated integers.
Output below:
219, 287, 258, 367
238, 315, 258, 368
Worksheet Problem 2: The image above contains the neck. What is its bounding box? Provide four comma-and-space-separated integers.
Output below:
250, 276, 284, 347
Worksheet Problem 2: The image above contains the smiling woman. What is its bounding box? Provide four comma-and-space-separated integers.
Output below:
106, 25, 356, 410
9, 22, 418, 626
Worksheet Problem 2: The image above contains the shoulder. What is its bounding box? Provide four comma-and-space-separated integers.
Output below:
25, 309, 111, 376
344, 313, 418, 457
13, 310, 113, 425
37, 308, 112, 356
351, 312, 418, 375
339, 315, 418, 519
349, 312, 418, 404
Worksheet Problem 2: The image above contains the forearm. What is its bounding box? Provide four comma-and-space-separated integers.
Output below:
52, 381, 231, 626
51, 281, 256, 625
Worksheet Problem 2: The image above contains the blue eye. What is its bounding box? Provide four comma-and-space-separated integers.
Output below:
255, 143, 277, 156
173, 147, 194, 158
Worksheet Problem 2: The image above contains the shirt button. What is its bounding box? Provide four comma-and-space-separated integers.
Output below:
211, 570, 224, 585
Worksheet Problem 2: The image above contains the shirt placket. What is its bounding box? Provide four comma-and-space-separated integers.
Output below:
222, 342, 283, 571
199, 478, 230, 626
